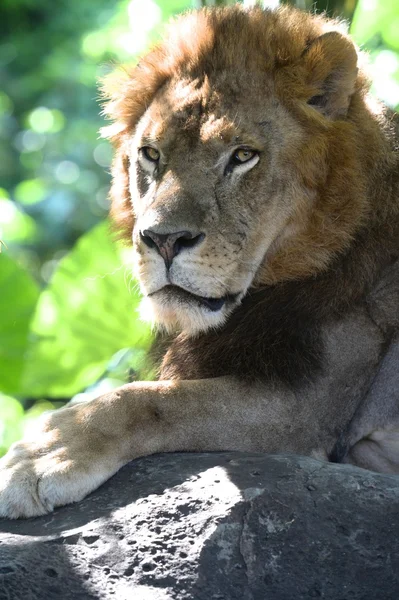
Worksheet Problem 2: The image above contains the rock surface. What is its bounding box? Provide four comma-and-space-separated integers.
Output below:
0, 453, 398, 600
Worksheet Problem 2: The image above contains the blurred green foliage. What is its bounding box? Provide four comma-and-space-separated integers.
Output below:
0, 0, 398, 455
0, 252, 39, 394
351, 0, 399, 107
0, 0, 195, 282
0, 0, 194, 453
22, 221, 151, 399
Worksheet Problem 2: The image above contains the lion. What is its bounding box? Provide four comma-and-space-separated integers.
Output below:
1, 4, 399, 519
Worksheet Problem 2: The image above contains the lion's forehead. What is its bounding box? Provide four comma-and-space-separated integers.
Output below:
137, 80, 284, 155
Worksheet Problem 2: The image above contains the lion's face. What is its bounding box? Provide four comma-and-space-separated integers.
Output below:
104, 6, 368, 336
130, 76, 303, 334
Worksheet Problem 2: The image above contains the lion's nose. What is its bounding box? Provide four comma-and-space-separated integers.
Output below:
140, 229, 205, 269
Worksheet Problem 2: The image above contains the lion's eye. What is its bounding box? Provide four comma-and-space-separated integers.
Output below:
141, 147, 160, 162
231, 148, 257, 165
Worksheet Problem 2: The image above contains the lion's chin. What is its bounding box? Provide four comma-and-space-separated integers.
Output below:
139, 285, 238, 336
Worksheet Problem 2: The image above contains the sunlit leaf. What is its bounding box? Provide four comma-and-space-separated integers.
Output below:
81, 31, 109, 58
351, 0, 399, 50
22, 220, 152, 398
0, 393, 24, 457
28, 107, 53, 133
0, 198, 38, 244
351, 0, 399, 108
0, 253, 40, 394
14, 178, 47, 206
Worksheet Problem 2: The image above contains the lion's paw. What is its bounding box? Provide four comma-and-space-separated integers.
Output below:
0, 439, 58, 518
0, 407, 117, 519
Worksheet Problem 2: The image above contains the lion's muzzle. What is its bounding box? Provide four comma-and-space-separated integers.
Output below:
140, 229, 205, 269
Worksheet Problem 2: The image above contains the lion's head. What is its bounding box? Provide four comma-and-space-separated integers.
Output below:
102, 5, 379, 335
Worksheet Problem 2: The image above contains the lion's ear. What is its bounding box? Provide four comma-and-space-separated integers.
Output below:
302, 31, 358, 119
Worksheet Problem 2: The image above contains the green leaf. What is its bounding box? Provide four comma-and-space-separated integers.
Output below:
22, 221, 152, 398
27, 107, 65, 133
14, 178, 47, 206
0, 393, 24, 457
159, 0, 192, 20
351, 0, 399, 50
0, 253, 40, 394
351, 0, 399, 109
0, 198, 38, 244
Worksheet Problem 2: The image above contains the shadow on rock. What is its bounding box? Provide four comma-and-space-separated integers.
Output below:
0, 453, 398, 599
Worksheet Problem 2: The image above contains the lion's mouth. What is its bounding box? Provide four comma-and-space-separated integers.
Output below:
149, 285, 238, 312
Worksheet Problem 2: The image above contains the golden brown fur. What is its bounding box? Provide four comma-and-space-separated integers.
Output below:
102, 5, 397, 287
0, 5, 398, 519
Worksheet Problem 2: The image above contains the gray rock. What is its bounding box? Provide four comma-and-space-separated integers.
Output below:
0, 453, 398, 600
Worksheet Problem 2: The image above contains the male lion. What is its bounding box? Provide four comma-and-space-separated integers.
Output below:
1, 5, 399, 519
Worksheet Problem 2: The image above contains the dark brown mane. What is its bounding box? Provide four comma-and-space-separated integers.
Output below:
160, 212, 399, 385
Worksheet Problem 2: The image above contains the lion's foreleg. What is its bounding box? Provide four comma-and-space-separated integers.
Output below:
0, 376, 321, 518
88, 377, 319, 458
